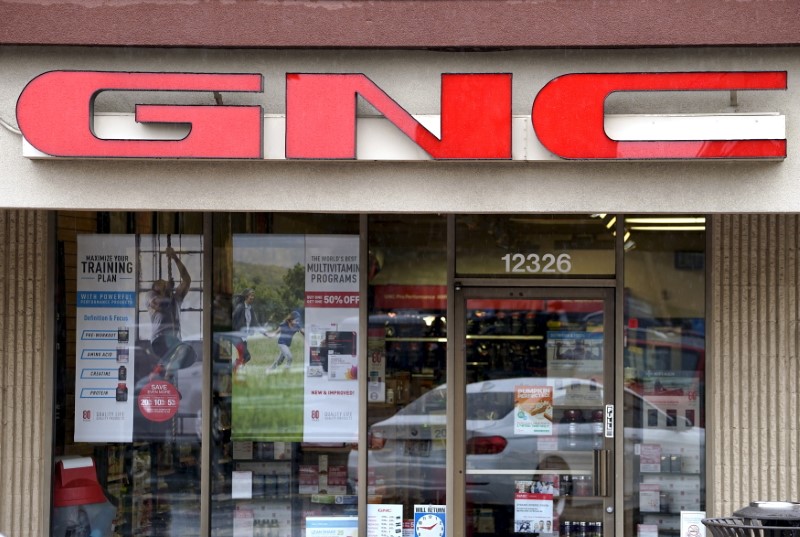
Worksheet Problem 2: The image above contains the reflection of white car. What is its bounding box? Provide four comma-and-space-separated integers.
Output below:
349, 378, 704, 506
133, 332, 246, 441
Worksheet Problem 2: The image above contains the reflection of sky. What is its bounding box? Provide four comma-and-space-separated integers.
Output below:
233, 235, 306, 267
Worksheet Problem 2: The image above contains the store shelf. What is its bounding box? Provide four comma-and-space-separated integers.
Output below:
385, 337, 447, 343
466, 335, 544, 341
299, 443, 353, 453
638, 471, 701, 476
466, 468, 595, 476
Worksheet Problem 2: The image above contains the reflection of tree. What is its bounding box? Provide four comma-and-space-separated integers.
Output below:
234, 262, 305, 327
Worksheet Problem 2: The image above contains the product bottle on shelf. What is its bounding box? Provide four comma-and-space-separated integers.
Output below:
591, 409, 604, 449
560, 409, 584, 450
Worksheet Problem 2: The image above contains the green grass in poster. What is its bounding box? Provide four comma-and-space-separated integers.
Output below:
231, 335, 306, 441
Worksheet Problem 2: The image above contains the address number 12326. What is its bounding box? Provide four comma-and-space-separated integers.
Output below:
501, 253, 572, 274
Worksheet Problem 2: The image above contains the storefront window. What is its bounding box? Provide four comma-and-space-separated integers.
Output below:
622, 216, 706, 537
51, 211, 707, 537
210, 213, 361, 537
363, 215, 448, 523
455, 215, 615, 278
53, 212, 205, 537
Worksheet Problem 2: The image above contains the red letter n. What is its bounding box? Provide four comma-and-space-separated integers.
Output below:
285, 73, 511, 160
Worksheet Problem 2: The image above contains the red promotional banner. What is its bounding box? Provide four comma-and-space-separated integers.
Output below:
373, 285, 447, 310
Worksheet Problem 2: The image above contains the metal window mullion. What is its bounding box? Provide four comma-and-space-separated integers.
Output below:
200, 212, 213, 537
614, 213, 625, 537
358, 214, 369, 537
447, 214, 465, 537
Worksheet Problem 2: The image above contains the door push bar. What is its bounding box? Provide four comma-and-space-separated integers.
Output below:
593, 449, 611, 497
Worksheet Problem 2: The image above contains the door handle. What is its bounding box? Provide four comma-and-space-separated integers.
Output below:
593, 449, 610, 497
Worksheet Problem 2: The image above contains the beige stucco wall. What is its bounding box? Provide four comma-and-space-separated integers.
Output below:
711, 214, 800, 516
0, 209, 49, 537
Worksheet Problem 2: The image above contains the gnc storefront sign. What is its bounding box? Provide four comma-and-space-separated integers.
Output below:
16, 70, 786, 160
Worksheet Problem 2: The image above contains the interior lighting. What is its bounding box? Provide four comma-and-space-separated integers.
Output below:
624, 217, 706, 225
628, 226, 705, 231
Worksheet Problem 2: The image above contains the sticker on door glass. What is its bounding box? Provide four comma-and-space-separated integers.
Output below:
513, 487, 554, 534
514, 386, 553, 435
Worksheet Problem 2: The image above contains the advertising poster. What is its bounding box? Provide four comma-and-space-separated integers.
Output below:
681, 511, 706, 537
367, 331, 387, 403
414, 505, 446, 537
232, 235, 360, 443
306, 517, 359, 537
235, 502, 292, 537
76, 234, 204, 443
75, 234, 137, 442
516, 476, 560, 496
232, 508, 255, 537
640, 484, 661, 512
231, 471, 253, 499
641, 371, 701, 431
637, 525, 659, 537
639, 444, 662, 473
514, 385, 553, 435
513, 489, 554, 534
547, 331, 603, 361
546, 331, 604, 405
367, 504, 403, 537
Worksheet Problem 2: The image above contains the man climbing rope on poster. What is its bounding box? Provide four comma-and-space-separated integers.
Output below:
147, 246, 192, 369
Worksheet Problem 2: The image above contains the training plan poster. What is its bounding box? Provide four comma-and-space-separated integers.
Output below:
75, 234, 138, 442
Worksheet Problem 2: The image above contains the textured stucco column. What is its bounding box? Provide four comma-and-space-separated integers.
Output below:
0, 209, 49, 537
711, 214, 800, 516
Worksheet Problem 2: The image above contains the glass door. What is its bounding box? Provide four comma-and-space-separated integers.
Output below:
455, 287, 615, 537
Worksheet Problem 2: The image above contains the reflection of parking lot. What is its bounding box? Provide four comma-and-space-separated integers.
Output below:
352, 377, 704, 508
